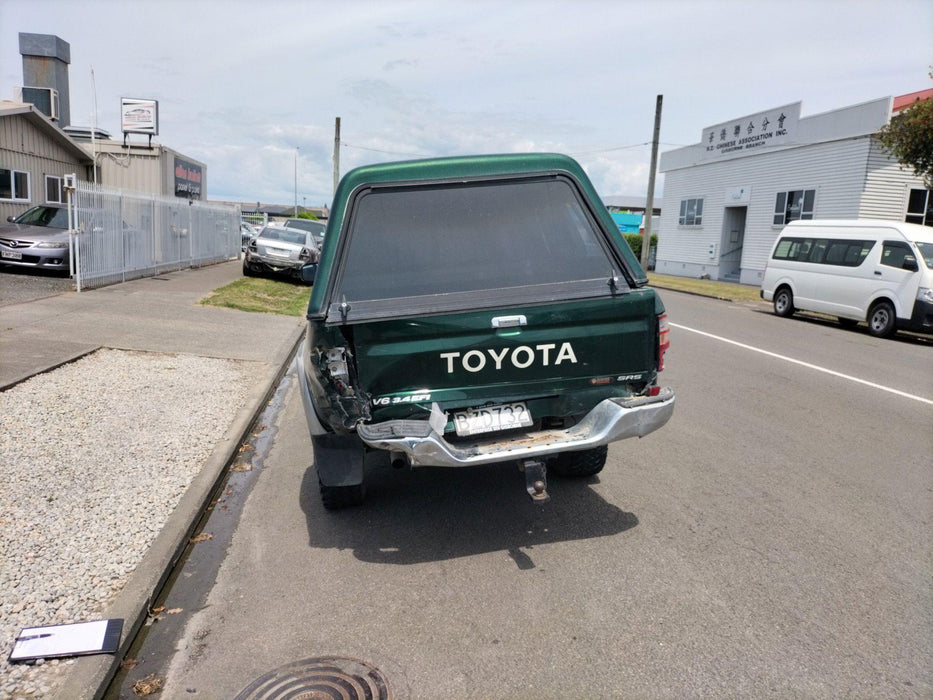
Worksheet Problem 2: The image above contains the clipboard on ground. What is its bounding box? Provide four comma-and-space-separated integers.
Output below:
9, 619, 123, 663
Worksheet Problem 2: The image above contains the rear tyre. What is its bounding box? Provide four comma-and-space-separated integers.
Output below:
837, 317, 859, 329
320, 481, 366, 510
551, 445, 608, 478
867, 301, 896, 338
242, 259, 255, 277
773, 287, 795, 317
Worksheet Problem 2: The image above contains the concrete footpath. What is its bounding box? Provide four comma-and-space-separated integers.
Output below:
0, 260, 305, 698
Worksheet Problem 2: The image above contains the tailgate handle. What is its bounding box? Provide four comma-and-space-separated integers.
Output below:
492, 315, 527, 329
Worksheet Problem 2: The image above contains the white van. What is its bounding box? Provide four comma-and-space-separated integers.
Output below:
761, 220, 933, 337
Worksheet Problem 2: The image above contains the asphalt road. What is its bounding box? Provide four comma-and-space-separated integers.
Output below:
115, 290, 933, 699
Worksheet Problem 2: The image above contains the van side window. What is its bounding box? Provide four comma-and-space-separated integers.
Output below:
824, 240, 873, 267
807, 239, 829, 264
773, 237, 872, 266
881, 241, 916, 270
773, 237, 801, 260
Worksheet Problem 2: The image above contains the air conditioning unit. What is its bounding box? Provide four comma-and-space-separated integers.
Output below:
21, 86, 60, 121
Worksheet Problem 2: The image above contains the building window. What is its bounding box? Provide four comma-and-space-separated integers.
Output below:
678, 197, 703, 226
0, 168, 30, 202
45, 175, 64, 204
773, 189, 815, 226
906, 188, 932, 227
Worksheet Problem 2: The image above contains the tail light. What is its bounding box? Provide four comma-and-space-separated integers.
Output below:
299, 247, 312, 261
658, 313, 670, 372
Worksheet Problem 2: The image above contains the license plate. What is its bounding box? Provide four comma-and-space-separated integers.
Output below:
2, 250, 23, 260
265, 247, 289, 257
453, 402, 532, 437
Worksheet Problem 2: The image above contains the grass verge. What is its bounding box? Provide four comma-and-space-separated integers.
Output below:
199, 277, 310, 316
647, 273, 765, 304
200, 271, 763, 316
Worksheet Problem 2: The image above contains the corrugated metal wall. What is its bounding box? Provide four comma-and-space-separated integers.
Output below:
0, 113, 88, 221
91, 143, 163, 195
656, 137, 873, 282
859, 136, 927, 220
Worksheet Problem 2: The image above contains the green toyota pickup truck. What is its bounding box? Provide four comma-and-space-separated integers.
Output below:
297, 153, 674, 508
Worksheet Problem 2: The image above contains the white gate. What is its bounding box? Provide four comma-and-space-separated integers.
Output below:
66, 178, 240, 291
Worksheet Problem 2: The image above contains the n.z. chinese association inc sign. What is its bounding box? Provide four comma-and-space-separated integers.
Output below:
701, 102, 801, 161
174, 157, 202, 199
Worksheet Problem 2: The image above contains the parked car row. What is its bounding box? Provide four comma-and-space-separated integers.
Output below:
240, 222, 260, 251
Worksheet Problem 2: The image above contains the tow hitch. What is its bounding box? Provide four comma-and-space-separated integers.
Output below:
519, 459, 549, 504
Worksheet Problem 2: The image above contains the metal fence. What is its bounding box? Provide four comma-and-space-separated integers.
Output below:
241, 211, 268, 229
67, 180, 241, 291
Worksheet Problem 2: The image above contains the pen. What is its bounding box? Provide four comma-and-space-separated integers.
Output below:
16, 634, 53, 642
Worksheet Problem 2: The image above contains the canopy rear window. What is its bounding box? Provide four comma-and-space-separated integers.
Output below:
334, 176, 620, 309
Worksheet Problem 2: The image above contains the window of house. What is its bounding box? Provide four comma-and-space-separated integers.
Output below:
906, 188, 932, 227
773, 189, 815, 226
45, 175, 64, 204
0, 168, 30, 202
678, 197, 703, 226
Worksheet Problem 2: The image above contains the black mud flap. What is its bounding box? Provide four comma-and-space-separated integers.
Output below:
312, 433, 366, 487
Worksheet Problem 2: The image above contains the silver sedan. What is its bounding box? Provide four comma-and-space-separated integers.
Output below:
242, 225, 318, 282
0, 205, 71, 272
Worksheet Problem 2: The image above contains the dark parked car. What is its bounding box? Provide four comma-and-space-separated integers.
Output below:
0, 205, 71, 272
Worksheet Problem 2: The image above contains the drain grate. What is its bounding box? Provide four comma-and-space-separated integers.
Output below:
234, 656, 391, 700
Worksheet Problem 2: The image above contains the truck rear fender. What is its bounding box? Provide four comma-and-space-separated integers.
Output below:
304, 324, 371, 431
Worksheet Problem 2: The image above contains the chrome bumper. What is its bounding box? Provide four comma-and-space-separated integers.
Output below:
356, 388, 674, 467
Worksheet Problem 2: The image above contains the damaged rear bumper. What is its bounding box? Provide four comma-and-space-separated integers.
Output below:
356, 388, 675, 467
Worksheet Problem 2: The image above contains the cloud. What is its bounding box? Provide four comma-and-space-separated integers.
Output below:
2, 0, 929, 206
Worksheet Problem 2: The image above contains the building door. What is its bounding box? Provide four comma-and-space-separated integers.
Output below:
720, 207, 746, 280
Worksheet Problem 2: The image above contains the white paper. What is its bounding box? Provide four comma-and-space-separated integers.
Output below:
11, 620, 109, 660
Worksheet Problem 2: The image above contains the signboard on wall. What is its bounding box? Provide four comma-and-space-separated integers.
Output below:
120, 98, 159, 135
701, 102, 800, 161
725, 186, 751, 204
174, 157, 202, 199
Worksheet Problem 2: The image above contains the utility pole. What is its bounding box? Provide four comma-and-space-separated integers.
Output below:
294, 146, 299, 216
90, 67, 98, 184
642, 94, 663, 271
333, 117, 341, 196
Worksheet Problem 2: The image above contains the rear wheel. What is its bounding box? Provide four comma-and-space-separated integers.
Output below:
551, 445, 608, 478
242, 259, 255, 277
867, 301, 896, 338
320, 481, 366, 510
773, 287, 794, 317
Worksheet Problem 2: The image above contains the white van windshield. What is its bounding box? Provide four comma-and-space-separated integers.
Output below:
915, 242, 933, 269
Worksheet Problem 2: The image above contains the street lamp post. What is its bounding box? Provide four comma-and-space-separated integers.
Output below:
294, 147, 299, 216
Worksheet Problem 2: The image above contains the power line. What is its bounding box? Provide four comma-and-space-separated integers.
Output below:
569, 141, 650, 156
342, 140, 691, 159
341, 142, 433, 157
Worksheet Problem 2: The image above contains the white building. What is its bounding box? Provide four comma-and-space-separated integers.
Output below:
656, 91, 932, 285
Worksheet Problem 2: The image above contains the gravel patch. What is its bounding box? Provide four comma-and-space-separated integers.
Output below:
0, 349, 264, 698
0, 268, 74, 307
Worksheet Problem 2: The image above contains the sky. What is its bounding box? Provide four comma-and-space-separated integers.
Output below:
1, 0, 931, 208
